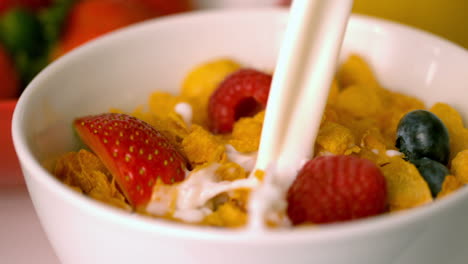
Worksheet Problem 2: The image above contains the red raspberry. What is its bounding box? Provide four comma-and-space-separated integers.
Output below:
287, 155, 387, 225
208, 68, 272, 134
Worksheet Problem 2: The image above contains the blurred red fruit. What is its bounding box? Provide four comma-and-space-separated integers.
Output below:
0, 0, 52, 14
134, 0, 192, 16
53, 0, 154, 59
0, 44, 20, 99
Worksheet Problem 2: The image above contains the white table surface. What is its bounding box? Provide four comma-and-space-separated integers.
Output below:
0, 185, 60, 264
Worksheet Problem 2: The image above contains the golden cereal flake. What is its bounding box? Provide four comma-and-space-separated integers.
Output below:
181, 58, 241, 99
336, 84, 382, 118
315, 121, 360, 155
88, 172, 131, 211
360, 128, 387, 153
337, 54, 379, 88
181, 125, 226, 166
74, 150, 112, 193
358, 149, 384, 167
358, 128, 391, 165
112, 107, 159, 132
253, 169, 265, 181
437, 175, 464, 199
431, 103, 468, 159
326, 79, 340, 105
376, 90, 425, 144
54, 152, 81, 186
53, 150, 130, 210
145, 180, 178, 217
228, 111, 264, 153
77, 149, 109, 174
181, 58, 241, 127
183, 96, 208, 127
431, 102, 464, 128
228, 188, 250, 210
148, 92, 184, 120
451, 150, 468, 184
216, 162, 247, 181
202, 202, 247, 228
381, 157, 432, 211
322, 106, 340, 124
379, 89, 425, 112
129, 105, 156, 125
149, 112, 190, 149
332, 108, 382, 147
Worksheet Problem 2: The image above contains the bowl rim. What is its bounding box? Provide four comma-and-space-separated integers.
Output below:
12, 7, 468, 243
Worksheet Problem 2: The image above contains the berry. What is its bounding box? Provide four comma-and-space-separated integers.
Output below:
286, 155, 387, 225
53, 0, 154, 58
396, 110, 450, 165
134, 0, 192, 16
0, 43, 20, 99
74, 113, 187, 209
412, 157, 449, 197
208, 68, 272, 133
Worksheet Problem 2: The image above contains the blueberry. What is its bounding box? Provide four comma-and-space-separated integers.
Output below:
396, 110, 450, 165
412, 157, 449, 197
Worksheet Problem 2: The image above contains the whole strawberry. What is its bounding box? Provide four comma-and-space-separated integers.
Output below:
287, 155, 387, 225
74, 113, 186, 209
208, 68, 272, 133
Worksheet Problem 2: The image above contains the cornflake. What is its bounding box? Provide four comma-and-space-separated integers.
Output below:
54, 150, 130, 210
451, 150, 468, 184
228, 111, 264, 153
431, 103, 468, 160
380, 157, 432, 211
181, 125, 226, 167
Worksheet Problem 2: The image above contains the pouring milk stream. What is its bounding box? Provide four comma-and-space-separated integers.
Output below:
247, 0, 353, 230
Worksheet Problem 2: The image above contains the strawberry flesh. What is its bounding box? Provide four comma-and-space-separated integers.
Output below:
74, 113, 186, 209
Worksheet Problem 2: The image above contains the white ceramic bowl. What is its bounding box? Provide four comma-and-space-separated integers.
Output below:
12, 8, 468, 264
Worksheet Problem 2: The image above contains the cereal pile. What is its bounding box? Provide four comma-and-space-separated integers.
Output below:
52, 55, 468, 228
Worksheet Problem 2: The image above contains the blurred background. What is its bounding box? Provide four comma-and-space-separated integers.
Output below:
0, 0, 467, 99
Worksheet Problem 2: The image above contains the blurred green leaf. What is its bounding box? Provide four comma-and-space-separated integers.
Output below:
39, 0, 75, 48
0, 8, 46, 57
0, 0, 76, 88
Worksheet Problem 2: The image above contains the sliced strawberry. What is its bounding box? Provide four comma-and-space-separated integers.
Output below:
208, 68, 272, 134
74, 113, 186, 209
287, 155, 387, 225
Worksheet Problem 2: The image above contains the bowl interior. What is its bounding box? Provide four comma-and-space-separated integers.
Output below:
12, 8, 468, 237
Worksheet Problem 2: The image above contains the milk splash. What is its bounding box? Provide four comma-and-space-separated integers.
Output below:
146, 147, 260, 223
